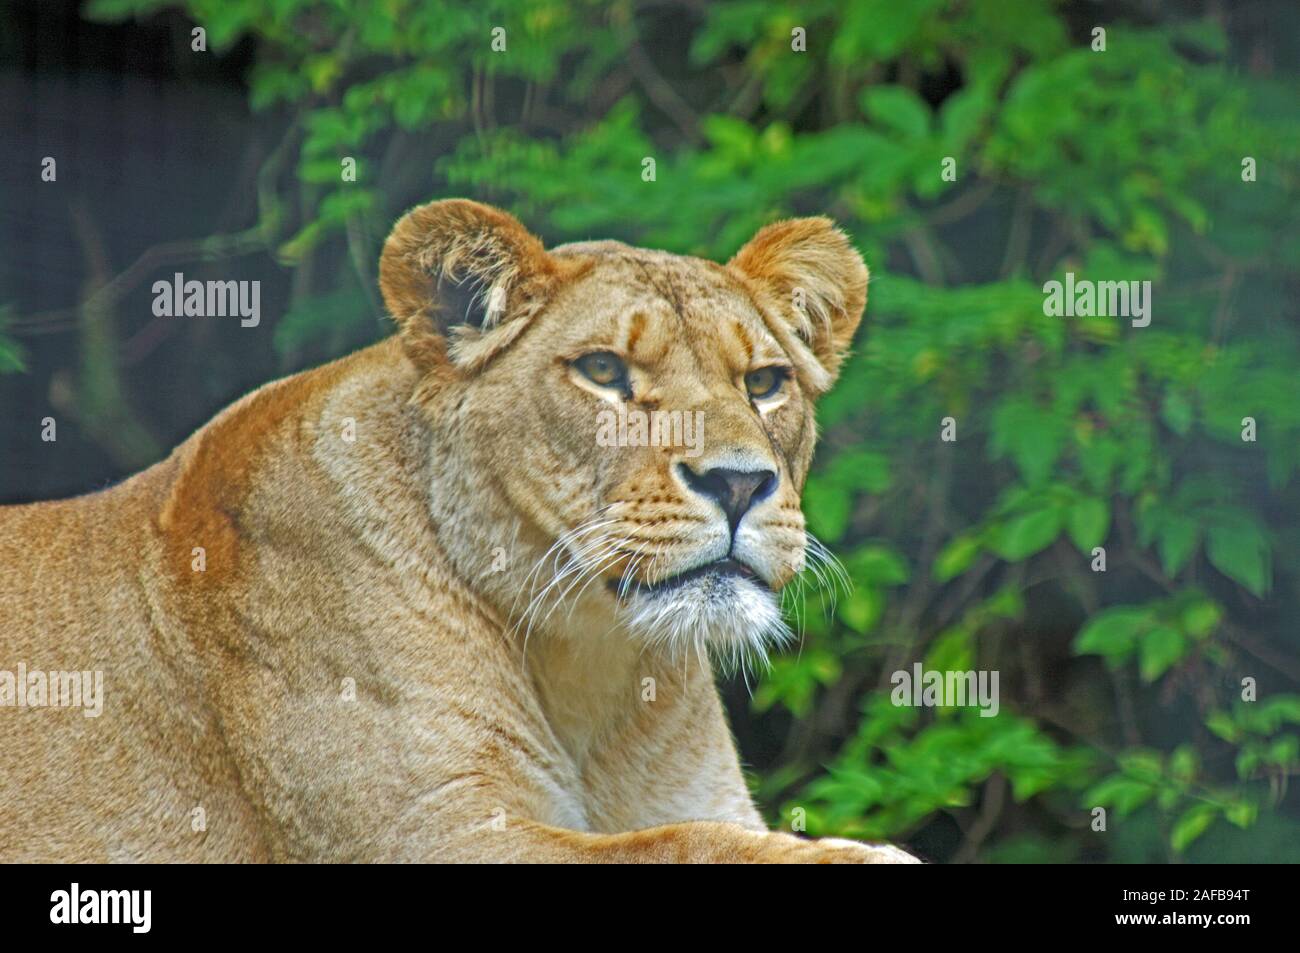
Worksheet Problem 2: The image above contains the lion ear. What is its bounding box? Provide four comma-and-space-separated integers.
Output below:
379, 199, 562, 372
727, 217, 868, 391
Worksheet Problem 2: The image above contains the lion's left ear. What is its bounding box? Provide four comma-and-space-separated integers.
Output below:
379, 199, 568, 373
727, 217, 868, 392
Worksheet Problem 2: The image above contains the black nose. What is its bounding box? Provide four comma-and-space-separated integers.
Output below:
677, 464, 778, 533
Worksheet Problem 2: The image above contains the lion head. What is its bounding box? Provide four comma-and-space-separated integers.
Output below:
379, 200, 866, 665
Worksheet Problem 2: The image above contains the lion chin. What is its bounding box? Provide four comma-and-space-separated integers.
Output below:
617, 562, 793, 670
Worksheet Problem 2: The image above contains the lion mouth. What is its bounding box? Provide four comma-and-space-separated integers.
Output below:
612, 557, 769, 597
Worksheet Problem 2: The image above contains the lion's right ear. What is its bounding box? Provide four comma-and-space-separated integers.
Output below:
379, 199, 564, 372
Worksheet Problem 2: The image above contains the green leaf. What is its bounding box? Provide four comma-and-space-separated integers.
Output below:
1260, 696, 1300, 726
1160, 390, 1194, 435
1224, 801, 1258, 829
1205, 711, 1239, 743
827, 449, 892, 494
990, 400, 1066, 487
803, 475, 852, 543
1075, 607, 1149, 659
924, 626, 973, 674
860, 86, 931, 140
846, 544, 910, 587
1169, 745, 1198, 782
933, 535, 981, 582
0, 335, 24, 373
838, 587, 883, 635
990, 507, 1063, 561
1079, 435, 1122, 493
1066, 497, 1110, 552
1265, 735, 1300, 766
1117, 749, 1165, 781
1171, 804, 1217, 853
1206, 522, 1271, 597
752, 649, 841, 717
939, 86, 990, 150
1179, 597, 1221, 640
1083, 775, 1154, 816
983, 586, 1025, 620
1139, 626, 1186, 682
1157, 516, 1200, 577
0, 308, 25, 373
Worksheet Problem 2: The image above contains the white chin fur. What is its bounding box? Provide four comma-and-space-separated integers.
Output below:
622, 573, 792, 670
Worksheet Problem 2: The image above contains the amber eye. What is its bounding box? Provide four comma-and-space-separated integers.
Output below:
574, 351, 629, 391
745, 366, 788, 400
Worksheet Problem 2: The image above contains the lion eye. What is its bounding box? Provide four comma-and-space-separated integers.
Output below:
745, 366, 788, 400
574, 351, 629, 390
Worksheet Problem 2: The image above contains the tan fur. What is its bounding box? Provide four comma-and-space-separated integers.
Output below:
0, 200, 916, 863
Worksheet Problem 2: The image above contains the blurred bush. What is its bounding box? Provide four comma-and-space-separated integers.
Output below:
10, 0, 1296, 861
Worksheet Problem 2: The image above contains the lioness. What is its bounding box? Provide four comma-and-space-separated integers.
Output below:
0, 200, 916, 863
